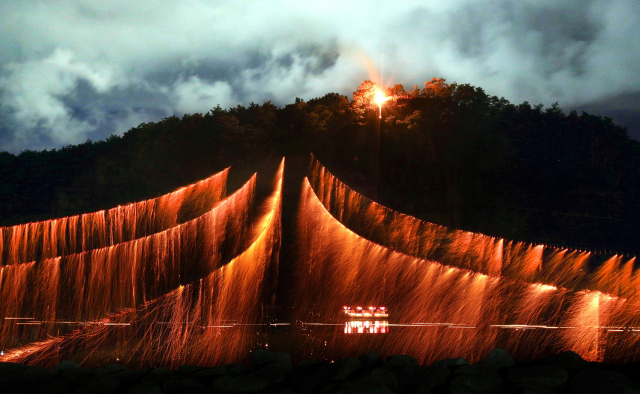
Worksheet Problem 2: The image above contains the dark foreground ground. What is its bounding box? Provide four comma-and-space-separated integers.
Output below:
1, 349, 639, 394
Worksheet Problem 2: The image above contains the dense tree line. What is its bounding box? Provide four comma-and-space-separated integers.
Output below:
1, 79, 638, 254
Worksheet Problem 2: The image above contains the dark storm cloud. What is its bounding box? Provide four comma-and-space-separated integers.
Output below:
145, 40, 340, 106
295, 42, 341, 75
58, 78, 173, 137
522, 4, 600, 77
0, 1, 638, 152
449, 1, 601, 77
574, 90, 640, 141
145, 50, 272, 88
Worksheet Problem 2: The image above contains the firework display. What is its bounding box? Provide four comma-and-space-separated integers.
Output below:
1, 157, 639, 367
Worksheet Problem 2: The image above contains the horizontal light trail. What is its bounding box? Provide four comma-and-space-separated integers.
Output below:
202, 325, 235, 328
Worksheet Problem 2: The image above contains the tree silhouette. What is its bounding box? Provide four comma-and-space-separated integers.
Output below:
351, 80, 380, 111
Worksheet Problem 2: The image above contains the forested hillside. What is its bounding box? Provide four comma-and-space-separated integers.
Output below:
1, 78, 638, 254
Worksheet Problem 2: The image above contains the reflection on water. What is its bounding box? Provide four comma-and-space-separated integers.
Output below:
344, 320, 388, 334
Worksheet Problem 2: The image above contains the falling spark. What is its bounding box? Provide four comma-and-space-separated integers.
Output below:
0, 171, 255, 351
299, 156, 640, 363
1, 168, 229, 265
1, 160, 284, 368
3, 155, 640, 366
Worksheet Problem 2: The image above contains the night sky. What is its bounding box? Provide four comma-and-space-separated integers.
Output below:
1, 1, 639, 153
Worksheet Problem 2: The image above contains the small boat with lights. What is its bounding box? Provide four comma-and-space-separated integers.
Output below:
342, 306, 389, 319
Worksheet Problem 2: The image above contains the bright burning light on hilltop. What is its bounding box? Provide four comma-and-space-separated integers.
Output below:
373, 89, 390, 119
373, 89, 389, 105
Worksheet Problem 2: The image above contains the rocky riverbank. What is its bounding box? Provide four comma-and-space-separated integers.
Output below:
1, 349, 639, 393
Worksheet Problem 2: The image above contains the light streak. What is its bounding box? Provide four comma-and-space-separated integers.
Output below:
490, 325, 559, 329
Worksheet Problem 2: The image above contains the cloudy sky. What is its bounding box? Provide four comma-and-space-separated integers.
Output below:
1, 0, 639, 153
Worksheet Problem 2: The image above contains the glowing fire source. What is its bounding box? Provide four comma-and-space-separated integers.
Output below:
373, 89, 390, 119
0, 168, 229, 265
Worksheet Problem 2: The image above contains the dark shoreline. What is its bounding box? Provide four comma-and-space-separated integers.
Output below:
1, 349, 639, 394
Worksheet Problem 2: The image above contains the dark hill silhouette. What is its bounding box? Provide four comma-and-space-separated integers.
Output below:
1, 79, 639, 255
